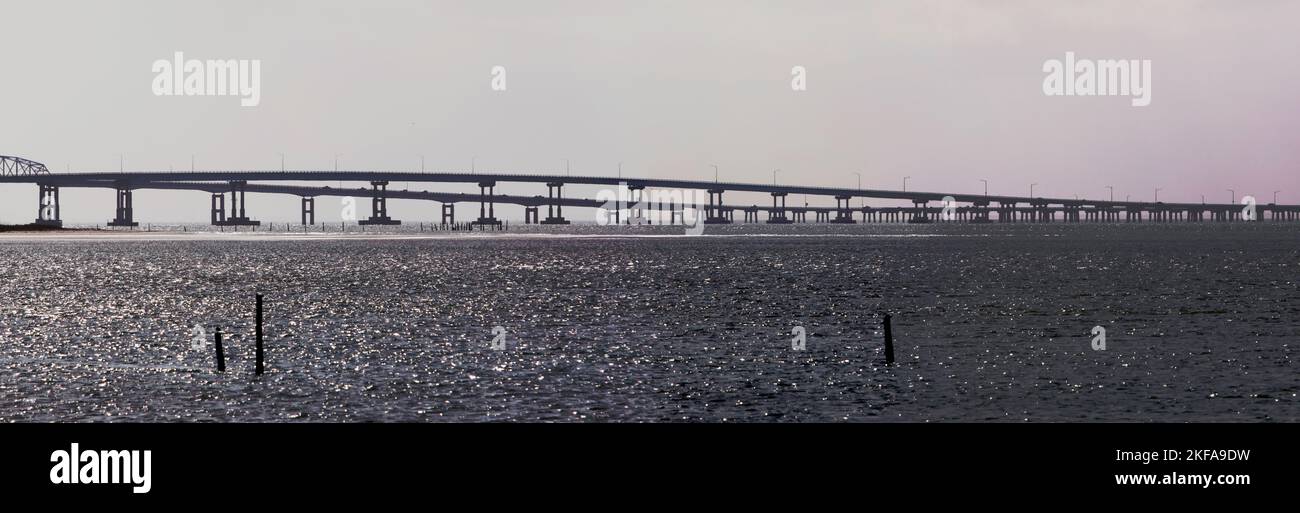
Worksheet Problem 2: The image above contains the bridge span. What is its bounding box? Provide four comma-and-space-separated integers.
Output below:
1, 157, 1297, 227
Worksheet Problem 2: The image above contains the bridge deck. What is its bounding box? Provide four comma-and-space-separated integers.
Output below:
3, 170, 1294, 210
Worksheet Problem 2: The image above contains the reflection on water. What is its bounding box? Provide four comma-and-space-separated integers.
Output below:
0, 223, 1295, 422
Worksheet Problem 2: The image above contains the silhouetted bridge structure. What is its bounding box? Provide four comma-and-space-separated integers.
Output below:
1, 156, 1297, 228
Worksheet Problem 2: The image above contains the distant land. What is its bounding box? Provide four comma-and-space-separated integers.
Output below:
0, 223, 84, 233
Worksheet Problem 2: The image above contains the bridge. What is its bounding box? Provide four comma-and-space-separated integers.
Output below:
1, 155, 1297, 228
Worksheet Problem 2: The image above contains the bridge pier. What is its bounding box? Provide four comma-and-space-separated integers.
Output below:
473, 181, 502, 227
301, 197, 316, 225
767, 192, 792, 224
1028, 203, 1048, 222
665, 200, 678, 225
214, 181, 260, 226
626, 185, 647, 224
704, 189, 731, 224
1063, 205, 1079, 223
359, 181, 401, 225
107, 186, 139, 227
34, 184, 61, 227
524, 206, 539, 224
441, 203, 455, 225
542, 182, 570, 224
908, 200, 930, 224
833, 196, 856, 223
211, 193, 226, 224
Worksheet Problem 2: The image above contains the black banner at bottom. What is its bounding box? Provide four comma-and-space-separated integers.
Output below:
0, 423, 1291, 502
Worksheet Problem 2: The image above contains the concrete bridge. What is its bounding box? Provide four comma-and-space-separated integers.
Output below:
2, 155, 1297, 228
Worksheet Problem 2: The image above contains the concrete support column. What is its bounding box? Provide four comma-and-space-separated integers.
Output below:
301, 197, 315, 225
35, 184, 62, 227
473, 181, 502, 227
360, 181, 400, 225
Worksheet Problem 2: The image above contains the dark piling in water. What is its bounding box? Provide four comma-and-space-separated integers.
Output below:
883, 313, 895, 365
214, 327, 225, 372
254, 294, 264, 375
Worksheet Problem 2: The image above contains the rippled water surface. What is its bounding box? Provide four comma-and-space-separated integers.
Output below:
0, 223, 1296, 422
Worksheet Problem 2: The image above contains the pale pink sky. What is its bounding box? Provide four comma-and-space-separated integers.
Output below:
2, 0, 1297, 222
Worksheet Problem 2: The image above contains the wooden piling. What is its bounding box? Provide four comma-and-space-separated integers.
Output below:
214, 327, 225, 372
255, 294, 264, 375
883, 313, 895, 365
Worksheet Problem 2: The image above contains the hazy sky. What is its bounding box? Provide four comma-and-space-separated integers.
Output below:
2, 0, 1297, 223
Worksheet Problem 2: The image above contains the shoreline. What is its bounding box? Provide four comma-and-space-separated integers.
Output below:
0, 224, 101, 233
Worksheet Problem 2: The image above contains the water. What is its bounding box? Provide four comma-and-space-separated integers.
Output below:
0, 223, 1295, 422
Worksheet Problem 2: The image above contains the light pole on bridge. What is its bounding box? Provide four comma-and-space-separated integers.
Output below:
1030, 183, 1038, 198
854, 172, 863, 206
980, 179, 988, 196
562, 158, 570, 177
1275, 190, 1281, 204
903, 176, 910, 192
279, 153, 285, 172
471, 155, 477, 173
1227, 189, 1235, 204
618, 161, 623, 179
1106, 185, 1113, 202
191, 154, 195, 173
711, 164, 719, 183
1155, 187, 1162, 202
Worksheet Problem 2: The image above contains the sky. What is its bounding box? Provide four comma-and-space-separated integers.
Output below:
2, 0, 1298, 223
